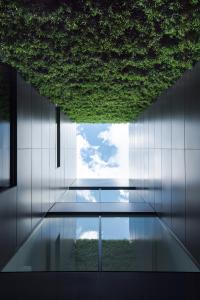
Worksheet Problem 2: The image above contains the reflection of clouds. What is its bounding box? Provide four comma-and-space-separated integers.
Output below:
77, 226, 83, 238
77, 124, 129, 178
79, 230, 98, 240
118, 190, 129, 203
76, 218, 99, 240
102, 217, 130, 240
77, 190, 97, 202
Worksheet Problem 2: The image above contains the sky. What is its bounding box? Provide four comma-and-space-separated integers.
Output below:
76, 217, 131, 240
75, 123, 131, 240
76, 123, 129, 179
75, 190, 129, 203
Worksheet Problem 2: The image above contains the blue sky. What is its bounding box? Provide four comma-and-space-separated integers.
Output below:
76, 123, 129, 178
78, 124, 118, 165
76, 217, 130, 240
67, 189, 129, 203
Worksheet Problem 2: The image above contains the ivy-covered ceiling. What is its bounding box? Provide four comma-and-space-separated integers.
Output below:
0, 0, 200, 122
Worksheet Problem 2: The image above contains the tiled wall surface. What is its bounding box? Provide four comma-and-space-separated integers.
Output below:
130, 62, 200, 264
0, 72, 76, 269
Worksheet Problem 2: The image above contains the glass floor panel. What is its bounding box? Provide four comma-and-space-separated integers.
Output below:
61, 189, 144, 203
2, 216, 199, 272
63, 190, 100, 203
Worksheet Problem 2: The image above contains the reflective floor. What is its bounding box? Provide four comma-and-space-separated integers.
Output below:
52, 190, 154, 214
69, 179, 135, 189
3, 216, 199, 272
60, 189, 145, 203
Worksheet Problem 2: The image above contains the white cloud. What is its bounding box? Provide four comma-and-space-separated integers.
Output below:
77, 124, 129, 178
79, 230, 98, 240
76, 133, 99, 178
77, 190, 97, 202
118, 190, 129, 202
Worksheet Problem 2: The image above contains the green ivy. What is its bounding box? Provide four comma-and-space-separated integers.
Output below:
0, 0, 200, 122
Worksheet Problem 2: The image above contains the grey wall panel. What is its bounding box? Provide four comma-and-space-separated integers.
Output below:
60, 112, 67, 150
143, 112, 149, 149
17, 149, 32, 246
161, 149, 172, 227
32, 149, 42, 229
171, 150, 185, 243
185, 65, 200, 149
0, 69, 76, 269
148, 107, 155, 149
65, 121, 77, 188
161, 96, 172, 149
49, 104, 56, 149
143, 149, 149, 203
0, 62, 11, 188
55, 167, 61, 201
185, 150, 200, 263
60, 153, 65, 190
171, 86, 185, 149
66, 122, 77, 150
129, 62, 200, 265
134, 121, 139, 149
154, 101, 162, 149
49, 149, 56, 206
41, 149, 50, 213
31, 89, 42, 149
42, 98, 50, 149
0, 188, 17, 269
148, 149, 155, 209
0, 122, 10, 148
154, 149, 162, 213
0, 149, 10, 187
129, 123, 135, 149
17, 75, 32, 149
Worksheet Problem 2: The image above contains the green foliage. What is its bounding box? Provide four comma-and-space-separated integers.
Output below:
68, 239, 98, 271
102, 240, 137, 271
69, 239, 150, 271
0, 0, 200, 122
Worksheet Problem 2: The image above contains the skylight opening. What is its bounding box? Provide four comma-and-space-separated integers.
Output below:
76, 123, 129, 179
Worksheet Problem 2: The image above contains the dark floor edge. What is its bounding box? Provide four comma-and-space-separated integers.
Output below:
0, 271, 200, 300
46, 211, 157, 216
69, 186, 149, 190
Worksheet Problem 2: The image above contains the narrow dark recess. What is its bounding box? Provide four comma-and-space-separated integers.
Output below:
56, 106, 60, 168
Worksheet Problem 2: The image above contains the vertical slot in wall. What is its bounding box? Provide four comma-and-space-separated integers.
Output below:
56, 106, 60, 168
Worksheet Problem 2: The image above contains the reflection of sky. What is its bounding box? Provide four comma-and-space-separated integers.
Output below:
101, 190, 129, 203
76, 218, 99, 240
77, 123, 129, 178
76, 190, 99, 202
75, 217, 131, 240
66, 190, 130, 203
102, 217, 130, 240
71, 217, 156, 242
